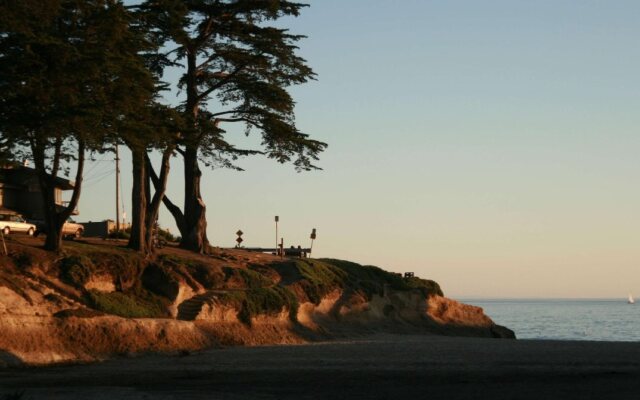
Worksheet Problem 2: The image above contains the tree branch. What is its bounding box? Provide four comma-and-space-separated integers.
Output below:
146, 152, 187, 235
196, 63, 248, 101
209, 109, 260, 118
213, 117, 247, 124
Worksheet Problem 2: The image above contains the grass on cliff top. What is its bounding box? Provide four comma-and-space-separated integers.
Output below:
320, 258, 443, 297
270, 258, 443, 305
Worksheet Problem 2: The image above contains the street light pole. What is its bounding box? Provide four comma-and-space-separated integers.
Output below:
310, 228, 317, 257
115, 144, 120, 235
275, 215, 279, 256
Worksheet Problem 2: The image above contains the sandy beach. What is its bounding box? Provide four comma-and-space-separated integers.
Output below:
2, 334, 640, 399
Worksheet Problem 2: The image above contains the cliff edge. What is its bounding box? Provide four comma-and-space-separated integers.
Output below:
0, 237, 514, 366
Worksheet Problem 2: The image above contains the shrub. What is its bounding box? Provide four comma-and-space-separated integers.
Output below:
189, 263, 225, 289
156, 228, 178, 243
107, 227, 131, 239
237, 268, 272, 289
59, 255, 95, 286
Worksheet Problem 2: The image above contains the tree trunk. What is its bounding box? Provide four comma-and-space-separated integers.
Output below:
143, 147, 173, 252
33, 139, 85, 252
127, 147, 148, 253
180, 145, 209, 253
175, 47, 210, 254
42, 184, 63, 251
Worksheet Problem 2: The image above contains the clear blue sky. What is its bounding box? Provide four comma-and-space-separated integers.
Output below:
79, 1, 640, 298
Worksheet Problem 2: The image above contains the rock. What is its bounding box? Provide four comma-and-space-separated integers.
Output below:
490, 324, 516, 339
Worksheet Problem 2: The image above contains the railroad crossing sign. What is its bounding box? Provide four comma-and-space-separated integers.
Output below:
236, 230, 243, 246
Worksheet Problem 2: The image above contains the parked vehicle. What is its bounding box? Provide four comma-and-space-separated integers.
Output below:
0, 213, 36, 236
61, 218, 84, 238
32, 218, 84, 239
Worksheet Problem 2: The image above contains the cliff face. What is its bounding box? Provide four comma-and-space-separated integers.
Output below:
0, 238, 514, 366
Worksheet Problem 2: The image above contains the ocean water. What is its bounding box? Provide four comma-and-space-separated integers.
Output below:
464, 299, 640, 342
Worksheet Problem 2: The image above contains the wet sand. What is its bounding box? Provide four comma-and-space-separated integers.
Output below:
2, 334, 640, 399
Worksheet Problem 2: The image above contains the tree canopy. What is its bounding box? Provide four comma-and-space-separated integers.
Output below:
0, 0, 324, 254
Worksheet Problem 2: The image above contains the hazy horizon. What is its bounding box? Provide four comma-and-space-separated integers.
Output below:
77, 1, 639, 299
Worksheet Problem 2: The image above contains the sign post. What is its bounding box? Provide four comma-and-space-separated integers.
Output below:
236, 230, 243, 248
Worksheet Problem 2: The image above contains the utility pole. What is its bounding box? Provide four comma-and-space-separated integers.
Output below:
115, 144, 120, 235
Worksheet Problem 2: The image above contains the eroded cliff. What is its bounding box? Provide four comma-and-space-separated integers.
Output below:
0, 237, 514, 366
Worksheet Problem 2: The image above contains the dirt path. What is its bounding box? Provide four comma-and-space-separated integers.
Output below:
2, 334, 640, 399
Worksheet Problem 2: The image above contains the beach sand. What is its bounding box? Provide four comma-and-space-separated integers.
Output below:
1, 334, 640, 399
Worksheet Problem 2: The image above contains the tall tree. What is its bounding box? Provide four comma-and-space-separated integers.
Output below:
141, 0, 327, 253
110, 6, 180, 255
123, 106, 184, 255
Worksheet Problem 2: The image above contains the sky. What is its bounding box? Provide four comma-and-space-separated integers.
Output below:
78, 0, 640, 299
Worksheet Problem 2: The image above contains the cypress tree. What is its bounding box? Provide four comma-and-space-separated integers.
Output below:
140, 0, 327, 253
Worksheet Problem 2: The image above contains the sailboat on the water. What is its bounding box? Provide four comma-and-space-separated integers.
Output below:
628, 294, 635, 304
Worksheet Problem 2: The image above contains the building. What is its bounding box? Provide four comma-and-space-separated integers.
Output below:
81, 220, 131, 238
0, 166, 77, 219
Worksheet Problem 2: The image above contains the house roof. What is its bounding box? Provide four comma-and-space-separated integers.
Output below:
0, 207, 19, 215
0, 166, 75, 190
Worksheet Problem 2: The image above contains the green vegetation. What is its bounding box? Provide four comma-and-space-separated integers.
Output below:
218, 287, 299, 326
157, 254, 225, 290
107, 227, 131, 240
58, 243, 145, 289
38, 237, 444, 321
322, 259, 408, 294
236, 268, 273, 289
59, 255, 95, 286
107, 227, 178, 243
56, 245, 171, 318
85, 289, 168, 318
270, 258, 444, 304
156, 228, 179, 243
287, 259, 345, 304
404, 276, 444, 297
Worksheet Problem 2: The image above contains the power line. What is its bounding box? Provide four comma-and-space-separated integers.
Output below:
83, 170, 114, 188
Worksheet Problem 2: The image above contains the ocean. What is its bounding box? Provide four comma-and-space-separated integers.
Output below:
464, 299, 640, 342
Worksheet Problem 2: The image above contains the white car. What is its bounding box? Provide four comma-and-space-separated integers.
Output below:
0, 213, 36, 236
32, 217, 84, 238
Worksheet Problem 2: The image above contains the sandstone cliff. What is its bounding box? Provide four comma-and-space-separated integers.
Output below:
0, 237, 514, 366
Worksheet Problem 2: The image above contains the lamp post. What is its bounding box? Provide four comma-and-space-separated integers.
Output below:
310, 228, 317, 256
275, 216, 279, 255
